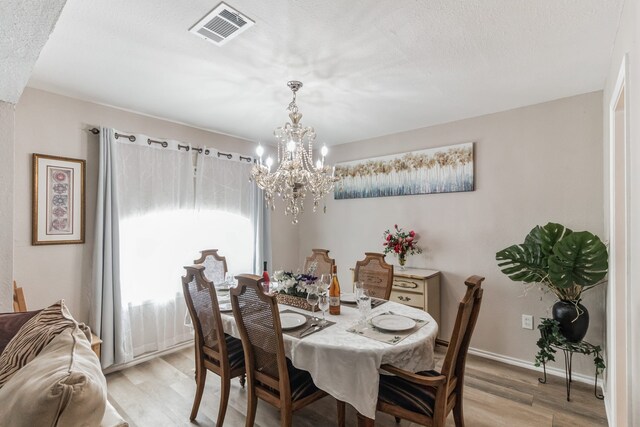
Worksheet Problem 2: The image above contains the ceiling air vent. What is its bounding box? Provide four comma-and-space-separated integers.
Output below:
189, 2, 254, 46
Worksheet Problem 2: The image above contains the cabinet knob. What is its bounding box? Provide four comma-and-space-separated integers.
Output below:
398, 295, 411, 302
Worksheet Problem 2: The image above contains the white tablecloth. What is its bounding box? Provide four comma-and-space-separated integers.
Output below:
220, 300, 438, 419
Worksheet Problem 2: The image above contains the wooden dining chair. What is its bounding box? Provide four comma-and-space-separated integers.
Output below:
231, 274, 333, 427
194, 249, 228, 285
304, 248, 335, 278
354, 252, 394, 300
13, 281, 27, 312
375, 275, 485, 427
182, 265, 245, 425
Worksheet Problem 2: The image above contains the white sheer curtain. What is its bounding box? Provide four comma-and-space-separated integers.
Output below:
91, 128, 270, 368
114, 136, 195, 360
195, 152, 269, 275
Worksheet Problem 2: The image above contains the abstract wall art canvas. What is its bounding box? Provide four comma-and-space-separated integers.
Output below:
32, 154, 85, 245
334, 142, 474, 199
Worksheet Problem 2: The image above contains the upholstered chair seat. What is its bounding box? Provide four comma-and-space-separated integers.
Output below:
378, 369, 441, 417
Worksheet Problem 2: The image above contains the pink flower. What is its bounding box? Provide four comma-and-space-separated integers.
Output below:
409, 230, 415, 237
386, 234, 391, 241
407, 236, 413, 242
394, 224, 398, 229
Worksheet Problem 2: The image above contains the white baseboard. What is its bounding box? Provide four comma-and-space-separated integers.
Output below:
102, 341, 192, 375
467, 346, 603, 388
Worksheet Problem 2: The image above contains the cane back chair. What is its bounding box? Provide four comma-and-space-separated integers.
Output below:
194, 249, 228, 285
354, 252, 394, 300
376, 275, 485, 427
231, 274, 331, 427
303, 249, 335, 279
182, 265, 245, 425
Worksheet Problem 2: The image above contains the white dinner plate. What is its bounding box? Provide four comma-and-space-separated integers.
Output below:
280, 312, 307, 330
219, 302, 233, 312
340, 293, 357, 303
371, 314, 416, 332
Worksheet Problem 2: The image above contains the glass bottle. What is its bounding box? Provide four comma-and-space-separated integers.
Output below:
262, 261, 270, 293
329, 265, 341, 315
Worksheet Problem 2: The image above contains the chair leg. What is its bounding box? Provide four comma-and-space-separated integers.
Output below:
281, 408, 293, 427
395, 416, 401, 424
356, 412, 375, 427
337, 400, 345, 427
453, 396, 464, 427
239, 373, 246, 388
245, 384, 258, 427
190, 361, 207, 421
216, 375, 231, 427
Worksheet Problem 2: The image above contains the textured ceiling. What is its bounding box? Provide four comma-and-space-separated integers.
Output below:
0, 0, 67, 103
28, 0, 622, 145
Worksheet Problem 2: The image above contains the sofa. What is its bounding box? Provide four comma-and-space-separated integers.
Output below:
0, 301, 128, 427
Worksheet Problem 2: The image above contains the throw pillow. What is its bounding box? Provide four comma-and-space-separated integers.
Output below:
0, 310, 41, 354
0, 300, 76, 388
0, 327, 107, 426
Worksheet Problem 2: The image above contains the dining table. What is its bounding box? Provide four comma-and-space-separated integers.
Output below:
217, 292, 439, 424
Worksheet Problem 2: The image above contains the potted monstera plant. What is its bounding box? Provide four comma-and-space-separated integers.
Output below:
496, 222, 608, 342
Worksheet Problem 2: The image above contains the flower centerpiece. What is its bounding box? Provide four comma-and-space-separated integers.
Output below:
273, 270, 318, 298
273, 268, 318, 311
383, 224, 423, 269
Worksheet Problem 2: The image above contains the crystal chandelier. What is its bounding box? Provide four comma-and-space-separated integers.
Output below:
251, 81, 338, 224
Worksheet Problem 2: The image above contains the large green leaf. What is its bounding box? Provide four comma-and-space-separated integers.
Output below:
548, 231, 608, 288
524, 222, 573, 257
496, 243, 547, 283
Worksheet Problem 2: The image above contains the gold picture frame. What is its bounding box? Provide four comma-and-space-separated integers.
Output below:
32, 153, 86, 245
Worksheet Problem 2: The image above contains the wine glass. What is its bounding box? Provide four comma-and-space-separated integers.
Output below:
354, 281, 363, 296
357, 289, 371, 328
306, 287, 320, 320
318, 293, 330, 325
319, 274, 332, 292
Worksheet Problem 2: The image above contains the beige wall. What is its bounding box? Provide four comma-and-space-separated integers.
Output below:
602, 0, 639, 424
0, 101, 14, 312
299, 92, 604, 376
13, 88, 297, 322
12, 87, 608, 380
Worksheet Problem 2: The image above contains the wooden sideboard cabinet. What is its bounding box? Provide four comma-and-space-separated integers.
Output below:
390, 268, 441, 329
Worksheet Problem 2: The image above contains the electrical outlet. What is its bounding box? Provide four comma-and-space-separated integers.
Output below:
522, 314, 534, 330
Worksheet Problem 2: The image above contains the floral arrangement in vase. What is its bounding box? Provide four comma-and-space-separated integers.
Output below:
273, 270, 318, 298
383, 224, 422, 269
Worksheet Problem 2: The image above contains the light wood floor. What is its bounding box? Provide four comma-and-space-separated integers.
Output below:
106, 345, 607, 427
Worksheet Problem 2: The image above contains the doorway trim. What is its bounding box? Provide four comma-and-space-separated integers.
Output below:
606, 53, 630, 427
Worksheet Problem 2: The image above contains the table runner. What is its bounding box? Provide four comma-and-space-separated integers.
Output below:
219, 301, 437, 419
341, 297, 387, 309
279, 309, 336, 339
346, 313, 430, 345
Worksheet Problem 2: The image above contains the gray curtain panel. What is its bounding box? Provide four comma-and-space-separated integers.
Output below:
89, 127, 130, 368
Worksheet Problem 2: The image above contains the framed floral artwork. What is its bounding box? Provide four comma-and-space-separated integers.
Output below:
32, 154, 86, 245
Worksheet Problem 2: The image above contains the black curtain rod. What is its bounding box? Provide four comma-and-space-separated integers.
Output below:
87, 127, 254, 162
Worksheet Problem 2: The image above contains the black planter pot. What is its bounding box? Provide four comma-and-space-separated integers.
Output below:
552, 300, 589, 342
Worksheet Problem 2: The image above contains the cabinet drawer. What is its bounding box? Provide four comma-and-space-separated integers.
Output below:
390, 290, 424, 309
392, 277, 425, 294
